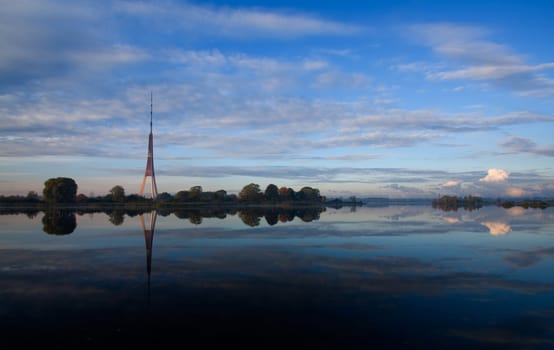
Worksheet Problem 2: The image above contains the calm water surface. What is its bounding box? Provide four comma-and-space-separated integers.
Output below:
1, 205, 554, 349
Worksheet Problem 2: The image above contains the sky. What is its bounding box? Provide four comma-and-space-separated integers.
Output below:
1, 0, 554, 199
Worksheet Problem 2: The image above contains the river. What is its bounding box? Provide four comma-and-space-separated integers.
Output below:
1, 205, 553, 349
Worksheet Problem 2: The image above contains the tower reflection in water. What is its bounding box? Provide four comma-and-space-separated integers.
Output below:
139, 210, 157, 286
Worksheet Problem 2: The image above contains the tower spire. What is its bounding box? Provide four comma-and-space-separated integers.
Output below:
139, 92, 158, 199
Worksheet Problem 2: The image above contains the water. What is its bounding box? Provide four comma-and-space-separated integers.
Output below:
1, 205, 553, 349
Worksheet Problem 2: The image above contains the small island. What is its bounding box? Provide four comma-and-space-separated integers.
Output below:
432, 195, 553, 211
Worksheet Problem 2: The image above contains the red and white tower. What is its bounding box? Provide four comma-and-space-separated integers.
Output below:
139, 92, 158, 199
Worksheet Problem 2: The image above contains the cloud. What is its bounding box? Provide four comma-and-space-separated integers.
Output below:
296, 154, 382, 161
159, 166, 423, 184
0, 0, 361, 91
342, 110, 554, 133
461, 178, 550, 200
0, 1, 150, 91
69, 45, 150, 67
407, 23, 554, 96
313, 71, 371, 89
115, 0, 362, 39
434, 63, 554, 81
382, 184, 426, 196
454, 168, 548, 198
442, 180, 461, 187
480, 168, 509, 182
501, 136, 554, 157
302, 59, 329, 71
3, 85, 493, 160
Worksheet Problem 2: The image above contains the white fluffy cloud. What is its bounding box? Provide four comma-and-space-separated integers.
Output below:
480, 168, 509, 182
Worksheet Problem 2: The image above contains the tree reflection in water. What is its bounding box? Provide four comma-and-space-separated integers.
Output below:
42, 209, 77, 235
12, 205, 327, 236
107, 209, 125, 226
168, 206, 325, 227
238, 207, 324, 227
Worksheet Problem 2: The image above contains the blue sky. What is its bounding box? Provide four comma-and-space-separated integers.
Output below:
1, 0, 553, 198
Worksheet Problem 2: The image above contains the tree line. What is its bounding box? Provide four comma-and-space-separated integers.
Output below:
431, 195, 483, 211
0, 177, 326, 206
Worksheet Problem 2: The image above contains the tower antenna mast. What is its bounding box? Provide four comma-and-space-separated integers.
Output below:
139, 91, 159, 199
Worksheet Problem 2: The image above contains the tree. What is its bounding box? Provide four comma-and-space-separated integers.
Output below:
239, 183, 261, 202
43, 177, 78, 204
189, 186, 203, 201
278, 186, 295, 201
175, 190, 189, 202
109, 185, 125, 202
298, 186, 321, 202
157, 192, 173, 202
264, 184, 279, 202
76, 193, 88, 203
199, 191, 215, 202
286, 188, 296, 201
215, 189, 227, 202
26, 191, 40, 202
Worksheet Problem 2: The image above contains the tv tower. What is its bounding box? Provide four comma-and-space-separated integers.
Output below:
138, 92, 158, 199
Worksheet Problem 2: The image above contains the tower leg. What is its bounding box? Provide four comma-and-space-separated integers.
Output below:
139, 175, 148, 197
